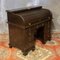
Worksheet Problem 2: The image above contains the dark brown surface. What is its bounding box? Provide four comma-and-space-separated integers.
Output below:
7, 6, 52, 55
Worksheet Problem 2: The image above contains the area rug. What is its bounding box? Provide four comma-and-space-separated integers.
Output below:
0, 37, 60, 60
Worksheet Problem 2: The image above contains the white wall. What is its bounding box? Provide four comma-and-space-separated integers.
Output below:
0, 0, 60, 33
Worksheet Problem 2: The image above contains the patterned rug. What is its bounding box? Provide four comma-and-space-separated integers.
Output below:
0, 37, 60, 60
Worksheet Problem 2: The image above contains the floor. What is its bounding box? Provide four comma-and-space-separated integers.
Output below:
0, 33, 60, 60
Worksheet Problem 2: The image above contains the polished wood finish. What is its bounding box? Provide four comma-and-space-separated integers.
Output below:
7, 6, 52, 55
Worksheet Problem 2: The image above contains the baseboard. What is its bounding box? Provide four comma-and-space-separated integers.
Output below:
0, 32, 60, 43
52, 32, 60, 39
0, 33, 9, 42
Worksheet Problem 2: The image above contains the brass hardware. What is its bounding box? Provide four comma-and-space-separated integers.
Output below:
28, 23, 31, 26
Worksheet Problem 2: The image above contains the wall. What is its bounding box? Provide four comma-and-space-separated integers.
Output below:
0, 0, 8, 34
0, 0, 60, 33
